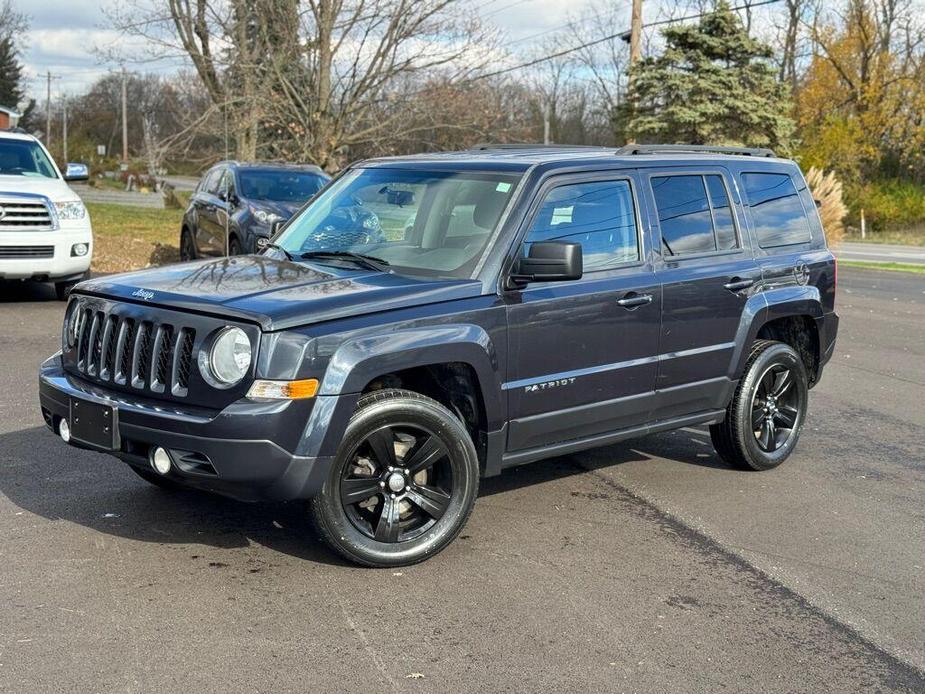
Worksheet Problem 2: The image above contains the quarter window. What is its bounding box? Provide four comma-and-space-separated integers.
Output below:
651, 174, 740, 255
742, 173, 812, 248
524, 180, 640, 271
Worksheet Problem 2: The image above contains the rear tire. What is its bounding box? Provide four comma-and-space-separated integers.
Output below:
310, 389, 479, 567
710, 340, 809, 471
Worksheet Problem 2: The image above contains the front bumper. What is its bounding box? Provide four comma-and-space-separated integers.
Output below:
0, 225, 92, 281
38, 355, 334, 501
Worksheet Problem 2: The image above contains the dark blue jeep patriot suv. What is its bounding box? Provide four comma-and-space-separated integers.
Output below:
39, 144, 839, 566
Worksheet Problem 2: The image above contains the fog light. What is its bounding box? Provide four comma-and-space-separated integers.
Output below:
71, 243, 89, 257
58, 418, 71, 443
150, 447, 172, 475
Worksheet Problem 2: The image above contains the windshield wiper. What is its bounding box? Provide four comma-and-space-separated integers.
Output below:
300, 250, 390, 272
261, 242, 293, 261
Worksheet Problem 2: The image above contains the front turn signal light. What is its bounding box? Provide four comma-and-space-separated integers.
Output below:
247, 378, 319, 400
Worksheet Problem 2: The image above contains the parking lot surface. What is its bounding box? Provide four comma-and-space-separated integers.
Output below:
1, 266, 923, 693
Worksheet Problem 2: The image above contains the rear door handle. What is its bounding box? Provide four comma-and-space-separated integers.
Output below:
616, 292, 653, 308
724, 277, 756, 292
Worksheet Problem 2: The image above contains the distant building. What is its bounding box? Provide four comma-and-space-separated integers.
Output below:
0, 106, 22, 129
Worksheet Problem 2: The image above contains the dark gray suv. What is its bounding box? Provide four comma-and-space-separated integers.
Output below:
40, 144, 838, 567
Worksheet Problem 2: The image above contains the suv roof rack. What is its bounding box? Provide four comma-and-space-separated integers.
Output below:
615, 144, 776, 158
470, 143, 605, 151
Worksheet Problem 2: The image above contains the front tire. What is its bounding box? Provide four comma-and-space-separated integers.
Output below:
710, 340, 809, 471
179, 228, 197, 261
54, 272, 89, 301
311, 389, 479, 567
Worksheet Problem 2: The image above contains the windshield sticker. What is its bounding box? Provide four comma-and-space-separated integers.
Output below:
495, 182, 512, 193
551, 206, 573, 225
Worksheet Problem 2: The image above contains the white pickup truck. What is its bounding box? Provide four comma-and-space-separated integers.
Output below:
0, 130, 93, 299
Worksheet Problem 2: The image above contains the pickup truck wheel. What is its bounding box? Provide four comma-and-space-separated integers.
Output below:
311, 389, 479, 567
710, 340, 808, 471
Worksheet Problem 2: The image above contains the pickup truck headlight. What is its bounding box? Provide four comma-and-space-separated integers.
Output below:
55, 200, 87, 220
199, 327, 252, 387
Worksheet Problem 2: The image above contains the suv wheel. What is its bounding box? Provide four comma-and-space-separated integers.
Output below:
310, 389, 479, 567
180, 228, 197, 261
710, 340, 809, 471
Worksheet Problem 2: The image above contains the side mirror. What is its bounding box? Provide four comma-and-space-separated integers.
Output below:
509, 241, 583, 287
64, 163, 89, 182
256, 236, 270, 250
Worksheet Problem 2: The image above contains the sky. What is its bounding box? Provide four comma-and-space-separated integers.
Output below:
14, 0, 612, 101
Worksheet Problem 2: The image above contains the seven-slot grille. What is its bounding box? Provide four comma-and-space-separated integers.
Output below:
0, 245, 54, 258
72, 305, 196, 397
0, 199, 55, 230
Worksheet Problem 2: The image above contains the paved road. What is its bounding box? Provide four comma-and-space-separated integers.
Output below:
836, 241, 925, 265
1, 267, 923, 693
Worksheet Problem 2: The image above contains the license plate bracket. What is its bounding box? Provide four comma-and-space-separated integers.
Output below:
70, 398, 119, 450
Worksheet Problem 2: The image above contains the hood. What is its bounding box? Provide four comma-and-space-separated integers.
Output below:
75, 255, 485, 331
0, 175, 78, 201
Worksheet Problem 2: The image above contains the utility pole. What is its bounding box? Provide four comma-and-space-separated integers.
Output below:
121, 67, 129, 163
45, 71, 52, 147
62, 96, 68, 162
626, 0, 643, 145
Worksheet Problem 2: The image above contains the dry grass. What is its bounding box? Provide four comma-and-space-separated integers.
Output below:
805, 167, 848, 248
87, 203, 183, 274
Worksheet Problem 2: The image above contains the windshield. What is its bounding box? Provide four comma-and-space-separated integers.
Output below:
238, 169, 328, 203
273, 167, 521, 279
0, 139, 58, 179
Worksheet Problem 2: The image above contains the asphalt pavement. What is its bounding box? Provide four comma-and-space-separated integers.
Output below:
1, 266, 923, 693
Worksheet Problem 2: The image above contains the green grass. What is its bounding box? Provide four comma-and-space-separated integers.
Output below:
843, 229, 925, 246
87, 202, 184, 273
839, 260, 925, 275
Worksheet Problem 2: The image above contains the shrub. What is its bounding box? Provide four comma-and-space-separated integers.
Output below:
805, 167, 847, 247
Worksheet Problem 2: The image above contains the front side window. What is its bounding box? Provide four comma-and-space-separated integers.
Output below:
742, 172, 812, 248
0, 139, 57, 179
238, 169, 328, 203
274, 167, 521, 279
201, 168, 223, 195
651, 174, 740, 256
523, 179, 640, 271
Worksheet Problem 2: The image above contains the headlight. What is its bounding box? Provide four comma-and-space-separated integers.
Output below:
250, 206, 284, 225
199, 327, 252, 387
55, 200, 87, 220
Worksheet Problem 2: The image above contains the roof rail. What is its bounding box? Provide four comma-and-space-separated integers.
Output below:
470, 143, 604, 151
615, 144, 776, 158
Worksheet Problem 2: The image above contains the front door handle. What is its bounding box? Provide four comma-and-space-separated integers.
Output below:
724, 277, 756, 292
617, 292, 653, 308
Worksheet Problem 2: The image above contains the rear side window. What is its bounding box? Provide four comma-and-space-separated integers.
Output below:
651, 174, 740, 255
742, 173, 812, 248
524, 179, 640, 271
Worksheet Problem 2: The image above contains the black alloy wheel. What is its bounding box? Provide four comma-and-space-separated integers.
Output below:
710, 340, 809, 471
311, 389, 479, 566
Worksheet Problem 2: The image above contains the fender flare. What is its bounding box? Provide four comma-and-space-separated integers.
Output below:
298, 324, 503, 459
728, 285, 823, 381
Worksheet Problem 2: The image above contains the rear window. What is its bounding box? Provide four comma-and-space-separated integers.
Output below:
742, 172, 812, 248
651, 174, 740, 255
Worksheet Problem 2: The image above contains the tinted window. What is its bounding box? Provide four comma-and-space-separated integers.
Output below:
706, 175, 737, 250
524, 180, 639, 271
652, 175, 715, 255
742, 173, 812, 248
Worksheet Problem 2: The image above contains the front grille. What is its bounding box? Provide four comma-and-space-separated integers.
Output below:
0, 245, 54, 258
72, 305, 196, 398
0, 199, 54, 231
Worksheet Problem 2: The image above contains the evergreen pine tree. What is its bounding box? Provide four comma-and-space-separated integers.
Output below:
624, 1, 794, 150
0, 36, 34, 129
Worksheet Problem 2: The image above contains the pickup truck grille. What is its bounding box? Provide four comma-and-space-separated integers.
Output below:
0, 199, 55, 231
0, 245, 54, 258
73, 305, 196, 397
